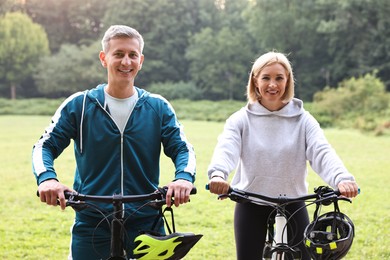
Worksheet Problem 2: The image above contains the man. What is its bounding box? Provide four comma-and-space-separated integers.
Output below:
32, 25, 196, 259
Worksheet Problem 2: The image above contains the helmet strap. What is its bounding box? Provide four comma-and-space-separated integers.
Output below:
150, 207, 176, 234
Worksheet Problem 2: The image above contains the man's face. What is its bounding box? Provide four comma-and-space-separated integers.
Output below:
99, 37, 144, 87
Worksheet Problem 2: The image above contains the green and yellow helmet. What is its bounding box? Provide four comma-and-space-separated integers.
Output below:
133, 232, 202, 260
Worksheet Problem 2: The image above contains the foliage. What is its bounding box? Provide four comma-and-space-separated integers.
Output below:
147, 81, 203, 101
315, 0, 390, 89
24, 0, 108, 52
1, 116, 389, 259
0, 0, 390, 100
0, 0, 13, 15
0, 98, 246, 123
102, 0, 206, 87
34, 41, 106, 97
186, 26, 254, 100
0, 98, 63, 115
170, 99, 246, 122
312, 73, 390, 134
243, 0, 333, 100
2, 90, 390, 135
186, 0, 256, 100
0, 12, 49, 99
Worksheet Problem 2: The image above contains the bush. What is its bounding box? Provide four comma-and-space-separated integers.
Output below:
0, 98, 63, 115
171, 99, 246, 122
311, 73, 390, 133
0, 98, 246, 122
147, 81, 203, 101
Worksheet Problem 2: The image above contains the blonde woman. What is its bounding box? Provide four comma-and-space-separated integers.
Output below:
207, 51, 358, 260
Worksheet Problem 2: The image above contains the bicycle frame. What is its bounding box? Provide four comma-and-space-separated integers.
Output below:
263, 204, 301, 260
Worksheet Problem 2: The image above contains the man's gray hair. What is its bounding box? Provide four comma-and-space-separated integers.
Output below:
101, 25, 144, 53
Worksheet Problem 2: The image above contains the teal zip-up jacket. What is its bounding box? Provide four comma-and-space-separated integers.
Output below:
32, 84, 196, 219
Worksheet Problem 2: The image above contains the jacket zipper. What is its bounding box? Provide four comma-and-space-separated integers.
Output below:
97, 98, 137, 217
95, 100, 126, 195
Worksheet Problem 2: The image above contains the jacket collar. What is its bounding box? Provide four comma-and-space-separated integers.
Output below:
87, 84, 149, 107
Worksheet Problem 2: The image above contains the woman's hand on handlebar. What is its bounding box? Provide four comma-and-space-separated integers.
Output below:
337, 180, 359, 198
208, 176, 230, 195
38, 179, 72, 210
165, 179, 194, 208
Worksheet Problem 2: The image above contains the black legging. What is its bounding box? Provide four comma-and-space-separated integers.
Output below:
234, 201, 311, 260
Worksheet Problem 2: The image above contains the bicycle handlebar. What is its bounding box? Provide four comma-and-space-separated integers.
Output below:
231, 186, 342, 204
37, 186, 197, 209
206, 184, 351, 205
64, 186, 197, 202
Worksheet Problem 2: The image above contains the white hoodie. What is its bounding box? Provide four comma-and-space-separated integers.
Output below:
207, 98, 355, 198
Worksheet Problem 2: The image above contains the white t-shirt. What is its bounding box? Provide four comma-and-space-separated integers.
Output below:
104, 89, 138, 132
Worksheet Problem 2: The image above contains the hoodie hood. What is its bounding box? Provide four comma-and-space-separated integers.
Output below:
246, 98, 304, 118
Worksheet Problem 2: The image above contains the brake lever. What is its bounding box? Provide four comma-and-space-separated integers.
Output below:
148, 199, 168, 209
66, 201, 89, 212
228, 191, 251, 203
218, 194, 229, 200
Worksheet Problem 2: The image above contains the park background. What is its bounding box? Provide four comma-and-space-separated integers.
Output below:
1, 0, 390, 259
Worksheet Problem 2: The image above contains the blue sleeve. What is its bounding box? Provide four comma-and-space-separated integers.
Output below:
160, 100, 196, 183
32, 93, 83, 185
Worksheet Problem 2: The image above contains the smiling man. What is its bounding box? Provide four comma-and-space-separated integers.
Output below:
32, 25, 196, 259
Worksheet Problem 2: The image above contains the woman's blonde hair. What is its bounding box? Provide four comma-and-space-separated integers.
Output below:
247, 51, 295, 104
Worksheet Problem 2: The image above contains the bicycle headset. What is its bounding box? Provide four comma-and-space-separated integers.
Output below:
304, 199, 355, 260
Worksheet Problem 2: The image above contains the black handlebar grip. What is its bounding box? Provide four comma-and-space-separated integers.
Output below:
190, 187, 197, 195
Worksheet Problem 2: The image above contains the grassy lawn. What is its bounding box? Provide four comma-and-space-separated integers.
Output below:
0, 115, 389, 259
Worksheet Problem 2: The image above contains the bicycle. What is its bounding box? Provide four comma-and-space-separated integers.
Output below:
208, 185, 356, 260
38, 187, 202, 260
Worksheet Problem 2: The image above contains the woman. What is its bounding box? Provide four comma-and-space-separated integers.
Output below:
207, 51, 359, 260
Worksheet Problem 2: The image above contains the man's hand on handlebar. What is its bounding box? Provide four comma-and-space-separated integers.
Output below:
208, 176, 230, 196
165, 179, 194, 208
38, 179, 73, 210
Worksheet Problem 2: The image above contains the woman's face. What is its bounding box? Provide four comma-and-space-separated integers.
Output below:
254, 63, 288, 111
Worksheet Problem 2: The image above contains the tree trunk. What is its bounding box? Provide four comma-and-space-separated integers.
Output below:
10, 84, 16, 99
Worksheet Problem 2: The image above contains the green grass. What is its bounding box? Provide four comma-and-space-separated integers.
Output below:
0, 115, 389, 259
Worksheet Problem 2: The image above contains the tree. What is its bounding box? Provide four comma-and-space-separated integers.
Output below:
0, 0, 13, 15
23, 0, 107, 53
0, 12, 49, 99
34, 41, 106, 97
102, 0, 214, 87
244, 0, 334, 100
315, 0, 390, 91
186, 0, 255, 100
186, 26, 254, 100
